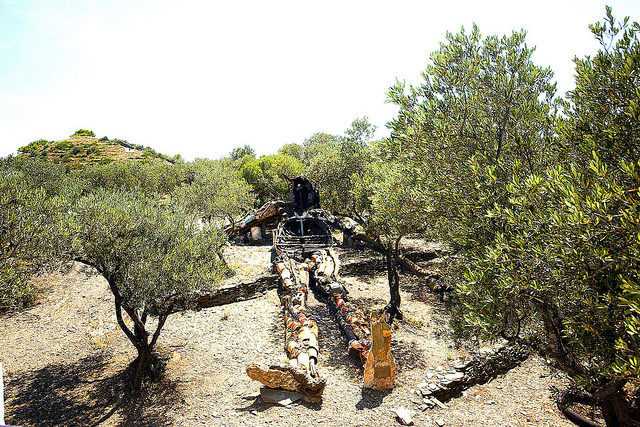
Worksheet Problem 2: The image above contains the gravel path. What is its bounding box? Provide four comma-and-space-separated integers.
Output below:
0, 243, 573, 426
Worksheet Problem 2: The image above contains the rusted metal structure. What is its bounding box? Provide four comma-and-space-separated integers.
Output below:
238, 178, 395, 397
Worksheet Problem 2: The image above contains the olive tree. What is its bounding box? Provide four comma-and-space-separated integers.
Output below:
356, 159, 428, 322
452, 10, 639, 424
175, 158, 255, 226
305, 117, 376, 216
241, 154, 303, 203
386, 24, 557, 254
79, 160, 184, 195
70, 189, 228, 390
0, 158, 75, 309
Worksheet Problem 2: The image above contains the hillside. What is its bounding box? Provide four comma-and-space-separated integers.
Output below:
17, 133, 176, 168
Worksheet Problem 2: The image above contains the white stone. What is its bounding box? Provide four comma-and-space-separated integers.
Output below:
444, 372, 464, 381
392, 407, 414, 426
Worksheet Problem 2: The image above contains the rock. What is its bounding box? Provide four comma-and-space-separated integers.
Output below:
444, 372, 464, 381
485, 400, 496, 405
436, 366, 443, 372
392, 407, 414, 426
417, 382, 429, 388
426, 373, 434, 379
429, 383, 440, 391
260, 388, 304, 406
431, 397, 448, 409
435, 418, 446, 426
242, 391, 261, 399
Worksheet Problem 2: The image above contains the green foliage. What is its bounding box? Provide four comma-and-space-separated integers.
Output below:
69, 188, 227, 389
73, 129, 95, 137
304, 118, 376, 215
79, 160, 184, 195
448, 10, 639, 422
229, 145, 256, 161
386, 24, 557, 252
55, 142, 70, 150
278, 143, 304, 162
241, 154, 303, 203
0, 157, 75, 309
18, 139, 49, 156
175, 159, 255, 224
301, 132, 340, 166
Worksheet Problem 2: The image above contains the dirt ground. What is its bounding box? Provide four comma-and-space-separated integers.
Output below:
0, 242, 575, 426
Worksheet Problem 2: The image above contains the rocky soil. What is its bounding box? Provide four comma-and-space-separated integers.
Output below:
0, 242, 575, 426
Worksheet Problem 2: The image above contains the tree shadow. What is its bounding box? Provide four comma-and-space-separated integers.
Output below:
355, 388, 392, 410
6, 352, 185, 426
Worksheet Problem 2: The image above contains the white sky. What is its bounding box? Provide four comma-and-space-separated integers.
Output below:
1, 0, 639, 160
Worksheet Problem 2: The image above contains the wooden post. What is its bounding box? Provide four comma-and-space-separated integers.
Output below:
0, 361, 5, 425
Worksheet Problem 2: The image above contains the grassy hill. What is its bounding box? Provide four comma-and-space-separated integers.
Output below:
17, 131, 176, 168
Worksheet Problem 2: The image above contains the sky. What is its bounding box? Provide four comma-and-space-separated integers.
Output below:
1, 0, 639, 160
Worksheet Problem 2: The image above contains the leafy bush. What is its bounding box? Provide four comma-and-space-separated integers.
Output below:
0, 158, 76, 310
229, 145, 256, 161
18, 139, 49, 155
79, 160, 184, 195
55, 142, 70, 150
69, 189, 228, 389
241, 154, 303, 203
175, 159, 255, 224
72, 129, 95, 137
448, 10, 639, 424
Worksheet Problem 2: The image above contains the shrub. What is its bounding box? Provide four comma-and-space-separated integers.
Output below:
18, 139, 49, 155
72, 129, 95, 137
69, 189, 228, 390
0, 158, 75, 310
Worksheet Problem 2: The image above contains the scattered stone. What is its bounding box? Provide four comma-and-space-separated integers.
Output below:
250, 410, 258, 415
417, 382, 429, 388
435, 418, 446, 426
444, 372, 464, 381
429, 383, 440, 391
436, 366, 444, 372
259, 388, 304, 406
426, 373, 434, 379
485, 400, 496, 405
392, 407, 414, 426
242, 391, 261, 399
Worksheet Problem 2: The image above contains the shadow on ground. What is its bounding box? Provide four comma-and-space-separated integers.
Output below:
355, 388, 392, 409
6, 352, 185, 426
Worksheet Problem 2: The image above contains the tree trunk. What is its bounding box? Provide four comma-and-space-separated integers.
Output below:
131, 344, 154, 392
385, 239, 403, 324
594, 380, 631, 427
